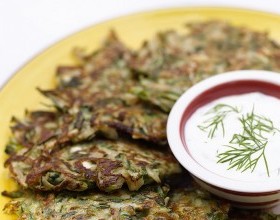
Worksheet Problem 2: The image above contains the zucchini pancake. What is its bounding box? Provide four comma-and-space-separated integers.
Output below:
6, 138, 181, 192
3, 21, 280, 219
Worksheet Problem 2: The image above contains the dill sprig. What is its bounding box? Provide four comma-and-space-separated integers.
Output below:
217, 108, 278, 176
198, 104, 239, 138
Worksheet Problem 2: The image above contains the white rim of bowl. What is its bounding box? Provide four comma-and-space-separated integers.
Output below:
167, 70, 280, 193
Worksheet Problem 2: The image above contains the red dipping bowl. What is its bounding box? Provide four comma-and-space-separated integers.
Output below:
167, 70, 280, 209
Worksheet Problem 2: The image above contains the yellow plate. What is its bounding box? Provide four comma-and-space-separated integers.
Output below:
1, 7, 280, 219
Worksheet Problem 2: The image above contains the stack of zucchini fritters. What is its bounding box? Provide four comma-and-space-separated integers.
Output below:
4, 21, 280, 219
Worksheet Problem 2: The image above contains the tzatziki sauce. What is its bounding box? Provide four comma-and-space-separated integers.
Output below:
185, 92, 280, 181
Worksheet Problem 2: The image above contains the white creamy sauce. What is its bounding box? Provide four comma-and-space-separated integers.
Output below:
185, 92, 280, 181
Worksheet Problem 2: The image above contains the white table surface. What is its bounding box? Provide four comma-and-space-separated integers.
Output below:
1, 0, 280, 213
1, 0, 280, 88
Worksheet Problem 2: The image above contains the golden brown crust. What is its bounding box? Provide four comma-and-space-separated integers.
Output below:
6, 138, 181, 192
